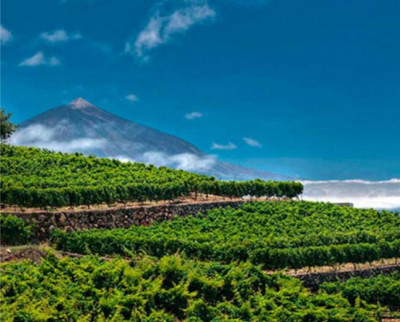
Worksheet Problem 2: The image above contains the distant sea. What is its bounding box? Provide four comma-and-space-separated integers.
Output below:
301, 179, 400, 211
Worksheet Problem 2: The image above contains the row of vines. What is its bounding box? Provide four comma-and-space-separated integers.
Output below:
321, 272, 400, 311
0, 144, 303, 207
0, 254, 383, 321
52, 201, 400, 269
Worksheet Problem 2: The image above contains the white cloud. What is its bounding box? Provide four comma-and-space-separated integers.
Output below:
125, 94, 139, 102
211, 142, 237, 150
40, 30, 68, 42
185, 111, 203, 120
302, 179, 400, 210
40, 29, 82, 43
120, 151, 216, 171
10, 124, 106, 152
10, 123, 216, 173
126, 0, 215, 59
19, 52, 60, 67
243, 137, 262, 147
1, 25, 12, 45
167, 153, 215, 171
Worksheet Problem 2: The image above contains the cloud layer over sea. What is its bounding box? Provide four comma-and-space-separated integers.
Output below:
302, 179, 400, 210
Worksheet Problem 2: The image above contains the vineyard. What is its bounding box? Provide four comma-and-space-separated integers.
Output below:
0, 144, 303, 208
1, 145, 400, 321
320, 272, 400, 311
52, 201, 400, 269
0, 254, 385, 321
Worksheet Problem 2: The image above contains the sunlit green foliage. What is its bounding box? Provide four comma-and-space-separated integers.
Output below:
0, 254, 379, 321
321, 272, 400, 311
52, 201, 400, 269
0, 144, 303, 207
0, 214, 32, 245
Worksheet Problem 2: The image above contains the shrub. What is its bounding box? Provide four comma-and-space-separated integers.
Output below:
0, 214, 32, 245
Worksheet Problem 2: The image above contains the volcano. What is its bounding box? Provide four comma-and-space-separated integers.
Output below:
10, 98, 290, 180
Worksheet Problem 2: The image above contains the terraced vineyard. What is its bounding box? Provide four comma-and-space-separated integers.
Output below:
320, 272, 400, 311
2, 145, 400, 321
0, 254, 385, 321
53, 201, 400, 269
0, 144, 302, 208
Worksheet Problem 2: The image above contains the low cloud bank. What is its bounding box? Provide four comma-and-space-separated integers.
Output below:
11, 124, 216, 172
116, 151, 216, 172
10, 124, 106, 153
302, 179, 400, 210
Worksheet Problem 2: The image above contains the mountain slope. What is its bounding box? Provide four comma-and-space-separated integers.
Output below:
11, 98, 290, 180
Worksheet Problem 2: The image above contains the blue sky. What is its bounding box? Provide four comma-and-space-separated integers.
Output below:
1, 0, 399, 180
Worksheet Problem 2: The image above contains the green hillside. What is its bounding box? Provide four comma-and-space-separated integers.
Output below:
53, 201, 400, 269
1, 254, 382, 321
1, 144, 399, 321
0, 144, 302, 208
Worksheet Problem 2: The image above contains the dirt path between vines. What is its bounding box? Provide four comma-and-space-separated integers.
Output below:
1, 194, 299, 215
1, 194, 252, 214
0, 245, 50, 264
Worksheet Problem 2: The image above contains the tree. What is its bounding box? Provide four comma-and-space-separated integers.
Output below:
0, 108, 17, 142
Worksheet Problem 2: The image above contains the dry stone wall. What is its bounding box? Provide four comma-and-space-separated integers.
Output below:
296, 265, 400, 291
2, 201, 245, 241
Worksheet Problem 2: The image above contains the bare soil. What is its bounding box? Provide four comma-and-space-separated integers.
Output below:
281, 258, 400, 276
1, 193, 253, 214
0, 246, 52, 264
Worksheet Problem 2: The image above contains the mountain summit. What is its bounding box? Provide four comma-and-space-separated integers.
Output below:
69, 97, 95, 109
11, 98, 289, 180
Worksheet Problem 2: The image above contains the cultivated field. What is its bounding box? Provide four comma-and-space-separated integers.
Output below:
1, 145, 399, 321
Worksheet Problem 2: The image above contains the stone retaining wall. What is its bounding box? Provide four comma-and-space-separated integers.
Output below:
295, 265, 400, 291
2, 201, 245, 241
